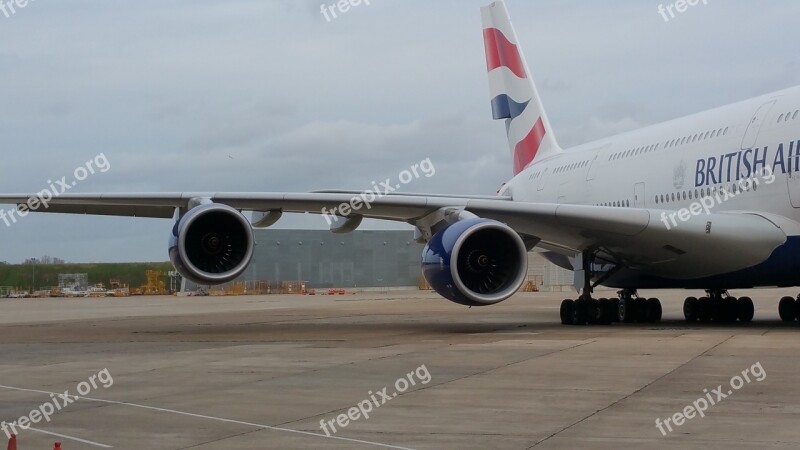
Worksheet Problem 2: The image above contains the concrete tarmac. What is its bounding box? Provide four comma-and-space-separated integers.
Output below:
1, 288, 799, 449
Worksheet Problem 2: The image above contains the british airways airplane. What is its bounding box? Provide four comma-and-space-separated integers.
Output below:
3, 0, 800, 326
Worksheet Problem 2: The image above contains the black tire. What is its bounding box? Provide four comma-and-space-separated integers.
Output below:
794, 297, 800, 322
572, 298, 589, 325
635, 298, 648, 322
597, 298, 613, 325
646, 298, 662, 323
722, 298, 738, 323
710, 298, 725, 322
610, 298, 621, 322
618, 298, 636, 323
560, 299, 575, 325
737, 296, 754, 323
698, 297, 712, 322
683, 297, 699, 322
778, 296, 796, 322
588, 298, 601, 324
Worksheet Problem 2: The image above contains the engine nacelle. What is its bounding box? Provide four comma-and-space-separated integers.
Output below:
169, 203, 255, 285
422, 219, 528, 306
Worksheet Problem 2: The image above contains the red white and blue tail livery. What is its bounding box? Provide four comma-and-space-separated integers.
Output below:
482, 1, 561, 174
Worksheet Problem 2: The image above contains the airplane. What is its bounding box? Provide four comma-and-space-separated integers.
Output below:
3, 0, 800, 326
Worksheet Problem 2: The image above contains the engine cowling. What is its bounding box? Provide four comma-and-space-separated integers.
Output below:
422, 219, 528, 306
169, 203, 255, 285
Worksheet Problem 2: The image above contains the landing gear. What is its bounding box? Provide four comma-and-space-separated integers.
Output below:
617, 289, 662, 323
561, 296, 616, 326
560, 250, 660, 326
561, 292, 661, 325
682, 290, 753, 323
560, 296, 602, 325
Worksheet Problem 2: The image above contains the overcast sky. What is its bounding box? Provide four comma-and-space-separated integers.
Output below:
0, 0, 798, 263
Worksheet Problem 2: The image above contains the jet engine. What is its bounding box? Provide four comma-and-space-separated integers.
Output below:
169, 203, 254, 285
422, 218, 528, 306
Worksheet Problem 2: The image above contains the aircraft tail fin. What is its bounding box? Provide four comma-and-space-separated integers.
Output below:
481, 1, 562, 175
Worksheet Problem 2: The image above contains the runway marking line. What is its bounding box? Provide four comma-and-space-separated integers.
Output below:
0, 384, 416, 450
28, 426, 112, 448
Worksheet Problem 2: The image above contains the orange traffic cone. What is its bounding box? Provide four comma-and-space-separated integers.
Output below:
6, 434, 16, 450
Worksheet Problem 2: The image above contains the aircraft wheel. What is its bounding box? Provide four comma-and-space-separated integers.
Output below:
596, 298, 615, 325
645, 298, 662, 323
698, 297, 712, 322
560, 299, 575, 325
778, 296, 796, 322
587, 298, 601, 324
610, 298, 621, 322
618, 297, 636, 323
737, 296, 754, 323
572, 298, 590, 325
683, 297, 699, 322
635, 298, 649, 322
720, 298, 738, 323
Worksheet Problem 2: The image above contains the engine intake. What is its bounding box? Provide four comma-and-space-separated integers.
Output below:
422, 219, 528, 306
169, 203, 255, 285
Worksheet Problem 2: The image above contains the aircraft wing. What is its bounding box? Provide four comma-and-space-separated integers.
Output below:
0, 192, 791, 279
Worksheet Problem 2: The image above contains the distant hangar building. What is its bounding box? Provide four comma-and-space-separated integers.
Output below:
245, 229, 421, 288
226, 229, 574, 291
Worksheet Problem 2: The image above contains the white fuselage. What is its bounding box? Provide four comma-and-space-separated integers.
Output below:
501, 86, 800, 288
506, 86, 800, 224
